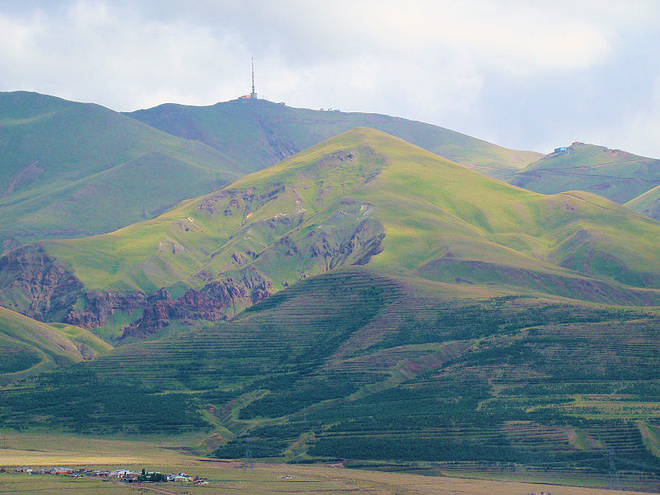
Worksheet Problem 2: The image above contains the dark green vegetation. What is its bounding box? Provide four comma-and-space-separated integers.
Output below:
2, 268, 660, 482
509, 142, 660, 205
0, 368, 206, 434
2, 126, 660, 486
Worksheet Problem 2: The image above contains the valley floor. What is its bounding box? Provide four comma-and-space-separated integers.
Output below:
0, 431, 657, 495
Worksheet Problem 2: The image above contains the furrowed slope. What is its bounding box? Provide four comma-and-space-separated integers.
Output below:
4, 268, 660, 479
127, 98, 542, 179
0, 305, 111, 385
509, 142, 660, 204
0, 91, 239, 249
2, 128, 660, 342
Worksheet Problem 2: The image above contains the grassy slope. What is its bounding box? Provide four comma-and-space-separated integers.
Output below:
7, 267, 660, 480
0, 306, 111, 385
4, 130, 660, 478
37, 128, 660, 305
127, 98, 542, 178
0, 91, 239, 247
625, 183, 660, 221
509, 143, 660, 204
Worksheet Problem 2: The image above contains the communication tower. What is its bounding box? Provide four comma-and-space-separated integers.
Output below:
250, 58, 258, 100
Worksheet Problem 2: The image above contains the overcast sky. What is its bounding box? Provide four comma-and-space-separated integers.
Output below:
2, 0, 660, 157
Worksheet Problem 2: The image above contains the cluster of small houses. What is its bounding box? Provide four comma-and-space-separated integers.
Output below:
8, 466, 208, 484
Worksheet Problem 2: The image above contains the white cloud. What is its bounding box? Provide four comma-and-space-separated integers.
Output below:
1, 0, 660, 156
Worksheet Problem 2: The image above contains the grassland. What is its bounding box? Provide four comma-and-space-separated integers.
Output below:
0, 91, 542, 250
3, 129, 660, 481
0, 91, 239, 248
3, 267, 660, 484
626, 184, 660, 221
509, 143, 660, 204
0, 430, 656, 494
20, 127, 660, 312
128, 97, 542, 179
0, 306, 111, 385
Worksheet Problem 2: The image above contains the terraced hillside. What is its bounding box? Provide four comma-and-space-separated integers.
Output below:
3, 129, 660, 479
509, 143, 660, 204
0, 91, 239, 249
128, 98, 542, 180
2, 268, 660, 479
2, 128, 660, 342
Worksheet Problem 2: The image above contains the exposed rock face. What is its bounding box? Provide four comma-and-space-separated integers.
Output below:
307, 218, 385, 270
65, 290, 148, 328
122, 268, 274, 339
197, 184, 285, 217
2, 239, 21, 256
0, 244, 83, 321
0, 244, 275, 339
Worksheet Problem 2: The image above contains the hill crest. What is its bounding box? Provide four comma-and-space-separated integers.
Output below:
2, 127, 660, 342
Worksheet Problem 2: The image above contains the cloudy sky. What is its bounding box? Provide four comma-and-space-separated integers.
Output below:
2, 0, 660, 157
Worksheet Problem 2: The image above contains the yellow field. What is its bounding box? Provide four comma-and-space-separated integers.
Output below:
0, 431, 656, 495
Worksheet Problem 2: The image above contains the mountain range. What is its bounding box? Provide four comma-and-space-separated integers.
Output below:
2, 92, 660, 480
0, 91, 544, 252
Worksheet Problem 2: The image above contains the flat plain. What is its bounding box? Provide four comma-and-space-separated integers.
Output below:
0, 431, 657, 495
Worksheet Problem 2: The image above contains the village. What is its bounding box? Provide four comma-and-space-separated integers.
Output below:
5, 465, 209, 485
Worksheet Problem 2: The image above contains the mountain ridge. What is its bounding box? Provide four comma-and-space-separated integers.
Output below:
0, 91, 240, 249
2, 128, 660, 342
509, 142, 660, 205
3, 128, 660, 476
126, 97, 542, 177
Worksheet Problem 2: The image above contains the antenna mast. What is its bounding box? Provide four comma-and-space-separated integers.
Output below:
251, 58, 257, 100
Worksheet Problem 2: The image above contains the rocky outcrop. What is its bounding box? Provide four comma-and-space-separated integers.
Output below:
197, 184, 285, 217
307, 218, 385, 270
0, 244, 84, 321
121, 268, 274, 339
0, 243, 275, 339
65, 290, 148, 328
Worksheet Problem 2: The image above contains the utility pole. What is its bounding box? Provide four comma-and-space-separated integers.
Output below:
244, 437, 253, 471
607, 450, 620, 490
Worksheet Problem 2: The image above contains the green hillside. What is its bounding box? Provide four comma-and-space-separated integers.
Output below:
0, 305, 111, 385
509, 142, 660, 204
0, 91, 239, 250
46, 128, 660, 294
127, 98, 542, 179
625, 184, 660, 220
2, 128, 660, 340
3, 129, 660, 479
2, 268, 660, 479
